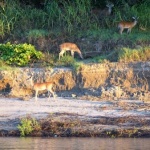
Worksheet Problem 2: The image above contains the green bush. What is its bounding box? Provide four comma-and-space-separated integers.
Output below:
0, 42, 43, 66
17, 117, 41, 137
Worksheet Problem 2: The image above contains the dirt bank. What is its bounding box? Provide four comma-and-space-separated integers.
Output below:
0, 62, 150, 102
0, 62, 150, 137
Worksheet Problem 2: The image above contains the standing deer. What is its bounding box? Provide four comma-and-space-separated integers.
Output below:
91, 1, 114, 18
59, 42, 83, 60
118, 17, 138, 34
27, 74, 56, 101
104, 1, 114, 16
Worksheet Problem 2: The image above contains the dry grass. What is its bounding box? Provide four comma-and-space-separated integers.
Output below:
118, 47, 150, 62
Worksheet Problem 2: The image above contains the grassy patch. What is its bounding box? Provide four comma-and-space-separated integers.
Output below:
118, 46, 150, 62
0, 60, 12, 70
55, 55, 76, 67
27, 29, 49, 40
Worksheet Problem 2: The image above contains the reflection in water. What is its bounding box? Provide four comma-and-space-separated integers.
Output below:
0, 137, 150, 150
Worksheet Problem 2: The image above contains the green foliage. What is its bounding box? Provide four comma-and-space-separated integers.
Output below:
136, 1, 150, 29
44, 0, 62, 28
0, 42, 43, 66
0, 0, 149, 37
17, 117, 41, 137
0, 0, 149, 66
27, 29, 49, 41
61, 0, 91, 33
118, 46, 150, 62
56, 55, 76, 67
0, 0, 93, 37
0, 0, 22, 38
91, 56, 109, 63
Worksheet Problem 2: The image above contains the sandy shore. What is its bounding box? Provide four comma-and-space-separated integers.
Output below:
0, 97, 150, 137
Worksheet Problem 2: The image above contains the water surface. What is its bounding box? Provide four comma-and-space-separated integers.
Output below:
0, 137, 149, 150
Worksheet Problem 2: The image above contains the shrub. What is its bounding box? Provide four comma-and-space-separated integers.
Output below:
118, 46, 150, 62
0, 42, 43, 66
17, 117, 41, 137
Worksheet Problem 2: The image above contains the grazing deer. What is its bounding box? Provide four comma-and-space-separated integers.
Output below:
27, 74, 56, 101
118, 17, 138, 34
59, 42, 83, 60
91, 1, 114, 18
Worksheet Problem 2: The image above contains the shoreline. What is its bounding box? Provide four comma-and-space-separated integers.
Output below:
0, 97, 150, 137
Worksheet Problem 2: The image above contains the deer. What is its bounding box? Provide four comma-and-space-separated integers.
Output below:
118, 17, 138, 34
103, 1, 114, 16
91, 1, 114, 18
59, 42, 83, 60
27, 74, 56, 101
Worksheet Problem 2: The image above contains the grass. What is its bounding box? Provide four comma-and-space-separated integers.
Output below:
1, 0, 149, 37
27, 29, 49, 40
55, 56, 76, 67
0, 60, 19, 71
0, 0, 149, 68
118, 46, 150, 62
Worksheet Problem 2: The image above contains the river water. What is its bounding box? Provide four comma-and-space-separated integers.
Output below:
0, 137, 150, 150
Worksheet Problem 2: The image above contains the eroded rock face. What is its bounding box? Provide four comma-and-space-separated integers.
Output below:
0, 62, 149, 101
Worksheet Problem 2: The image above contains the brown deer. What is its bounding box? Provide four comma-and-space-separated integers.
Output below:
91, 1, 114, 18
59, 42, 83, 60
27, 74, 56, 101
118, 17, 138, 34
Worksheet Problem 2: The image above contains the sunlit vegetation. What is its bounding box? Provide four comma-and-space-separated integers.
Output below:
17, 117, 41, 137
0, 0, 149, 67
0, 42, 43, 66
118, 47, 150, 62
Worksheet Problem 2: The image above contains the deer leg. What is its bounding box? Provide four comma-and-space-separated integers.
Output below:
49, 89, 56, 98
119, 28, 123, 34
59, 50, 64, 60
35, 90, 38, 101
127, 28, 131, 34
47, 91, 51, 101
71, 51, 74, 58
79, 52, 83, 59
